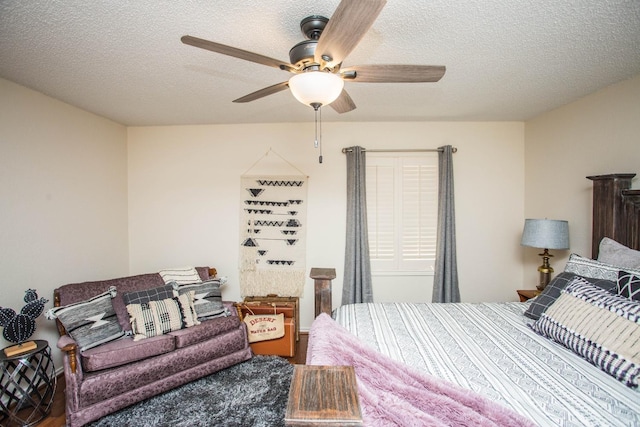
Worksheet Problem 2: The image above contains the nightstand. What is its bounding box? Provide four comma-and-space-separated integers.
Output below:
517, 289, 540, 302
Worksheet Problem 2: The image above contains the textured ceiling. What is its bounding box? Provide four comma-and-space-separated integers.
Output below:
1, 0, 639, 126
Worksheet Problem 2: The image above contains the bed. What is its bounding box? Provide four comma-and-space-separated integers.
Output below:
307, 173, 640, 427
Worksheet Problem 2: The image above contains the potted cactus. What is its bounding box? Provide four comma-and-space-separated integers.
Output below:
0, 289, 48, 356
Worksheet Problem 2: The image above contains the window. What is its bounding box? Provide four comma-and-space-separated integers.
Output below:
366, 153, 438, 274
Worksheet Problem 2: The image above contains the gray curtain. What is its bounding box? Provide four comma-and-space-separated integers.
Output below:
432, 145, 460, 303
342, 146, 374, 305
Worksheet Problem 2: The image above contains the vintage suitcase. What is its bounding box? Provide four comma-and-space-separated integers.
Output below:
236, 301, 295, 320
247, 317, 296, 357
244, 295, 300, 341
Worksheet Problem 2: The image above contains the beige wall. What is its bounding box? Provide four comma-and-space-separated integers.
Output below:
3, 69, 637, 368
0, 78, 129, 367
523, 74, 640, 286
4, 70, 638, 363
127, 121, 525, 330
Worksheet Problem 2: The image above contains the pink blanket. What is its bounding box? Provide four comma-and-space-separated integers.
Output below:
307, 313, 535, 427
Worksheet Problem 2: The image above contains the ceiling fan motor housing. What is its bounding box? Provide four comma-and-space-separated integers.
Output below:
289, 40, 318, 68
289, 16, 329, 68
300, 15, 328, 40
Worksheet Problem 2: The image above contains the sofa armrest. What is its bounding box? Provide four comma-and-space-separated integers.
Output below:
57, 335, 80, 374
223, 301, 238, 317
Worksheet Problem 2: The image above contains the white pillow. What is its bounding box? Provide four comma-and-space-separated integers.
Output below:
598, 238, 640, 269
159, 266, 203, 285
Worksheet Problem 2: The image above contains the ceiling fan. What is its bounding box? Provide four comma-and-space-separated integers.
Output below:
181, 0, 446, 114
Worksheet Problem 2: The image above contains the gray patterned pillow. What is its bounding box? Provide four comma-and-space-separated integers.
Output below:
172, 280, 227, 319
564, 253, 640, 281
530, 278, 640, 388
45, 286, 125, 351
524, 272, 616, 320
122, 284, 174, 306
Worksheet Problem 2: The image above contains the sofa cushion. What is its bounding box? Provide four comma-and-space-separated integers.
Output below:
45, 287, 126, 351
77, 325, 249, 408
81, 334, 175, 372
127, 297, 186, 341
173, 280, 226, 319
169, 315, 241, 349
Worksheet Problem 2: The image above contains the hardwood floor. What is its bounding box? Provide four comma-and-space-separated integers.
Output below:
35, 332, 308, 427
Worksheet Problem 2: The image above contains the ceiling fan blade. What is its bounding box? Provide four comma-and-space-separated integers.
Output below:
330, 89, 356, 114
342, 64, 446, 83
315, 0, 386, 68
181, 35, 295, 72
233, 81, 289, 103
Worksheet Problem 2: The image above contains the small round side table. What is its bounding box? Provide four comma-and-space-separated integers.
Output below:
0, 340, 56, 427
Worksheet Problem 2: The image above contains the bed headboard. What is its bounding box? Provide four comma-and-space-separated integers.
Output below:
587, 173, 640, 258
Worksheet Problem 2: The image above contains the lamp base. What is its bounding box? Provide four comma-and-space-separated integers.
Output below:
536, 249, 554, 291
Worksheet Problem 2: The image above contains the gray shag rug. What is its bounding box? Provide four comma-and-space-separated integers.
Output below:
88, 355, 294, 427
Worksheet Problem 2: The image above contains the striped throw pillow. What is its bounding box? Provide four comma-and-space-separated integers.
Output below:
530, 277, 640, 387
159, 267, 203, 285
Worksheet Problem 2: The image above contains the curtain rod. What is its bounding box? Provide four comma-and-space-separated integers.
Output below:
341, 147, 457, 154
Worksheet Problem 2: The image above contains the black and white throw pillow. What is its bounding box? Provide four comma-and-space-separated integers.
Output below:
45, 286, 126, 351
618, 270, 640, 301
172, 280, 227, 319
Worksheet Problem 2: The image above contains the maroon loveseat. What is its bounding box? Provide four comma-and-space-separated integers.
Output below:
52, 267, 252, 427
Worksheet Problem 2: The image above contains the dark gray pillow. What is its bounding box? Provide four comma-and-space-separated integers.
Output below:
172, 280, 226, 319
524, 272, 616, 320
45, 287, 125, 351
122, 284, 174, 306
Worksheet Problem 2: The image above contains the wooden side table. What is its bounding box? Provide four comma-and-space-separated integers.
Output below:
517, 289, 540, 302
285, 365, 362, 426
0, 340, 56, 427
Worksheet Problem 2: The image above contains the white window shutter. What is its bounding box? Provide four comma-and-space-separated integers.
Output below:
366, 154, 438, 273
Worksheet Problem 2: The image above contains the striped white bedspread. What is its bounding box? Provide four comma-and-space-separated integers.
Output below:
333, 302, 640, 427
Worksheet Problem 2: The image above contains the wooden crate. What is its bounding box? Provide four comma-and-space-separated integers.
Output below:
244, 295, 299, 341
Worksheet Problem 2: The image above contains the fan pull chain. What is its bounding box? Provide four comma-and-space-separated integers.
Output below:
312, 104, 323, 164
314, 107, 319, 149
319, 106, 323, 164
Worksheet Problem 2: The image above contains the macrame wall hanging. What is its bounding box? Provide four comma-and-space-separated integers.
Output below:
239, 149, 307, 297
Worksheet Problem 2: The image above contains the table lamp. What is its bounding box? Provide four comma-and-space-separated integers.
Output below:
521, 219, 569, 291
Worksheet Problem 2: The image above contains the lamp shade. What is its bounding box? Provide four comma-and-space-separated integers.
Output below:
521, 219, 570, 250
288, 71, 344, 107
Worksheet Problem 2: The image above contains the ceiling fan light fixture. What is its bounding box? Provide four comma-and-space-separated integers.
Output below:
288, 71, 344, 108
